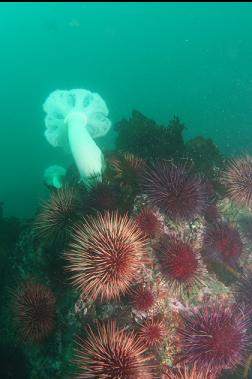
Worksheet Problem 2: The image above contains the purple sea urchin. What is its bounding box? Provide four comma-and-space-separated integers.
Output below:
177, 303, 251, 372
222, 155, 252, 208
142, 160, 207, 220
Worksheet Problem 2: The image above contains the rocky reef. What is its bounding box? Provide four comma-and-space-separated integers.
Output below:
2, 112, 252, 379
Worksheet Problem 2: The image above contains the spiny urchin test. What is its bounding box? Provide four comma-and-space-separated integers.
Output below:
142, 160, 208, 220
34, 186, 80, 245
155, 235, 206, 294
221, 155, 252, 208
65, 211, 147, 301
13, 282, 56, 343
176, 303, 251, 372
74, 320, 156, 378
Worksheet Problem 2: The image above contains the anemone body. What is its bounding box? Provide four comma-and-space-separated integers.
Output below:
177, 303, 251, 372
14, 282, 55, 343
66, 211, 146, 301
142, 160, 207, 220
67, 112, 105, 183
156, 236, 205, 293
222, 155, 252, 208
75, 320, 155, 378
204, 222, 243, 267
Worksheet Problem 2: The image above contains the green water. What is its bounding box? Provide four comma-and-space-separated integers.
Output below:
2, 4, 252, 379
1, 2, 252, 217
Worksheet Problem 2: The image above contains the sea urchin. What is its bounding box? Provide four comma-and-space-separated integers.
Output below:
65, 211, 146, 301
176, 303, 251, 372
221, 155, 252, 208
204, 222, 243, 267
136, 208, 161, 239
139, 316, 166, 348
131, 285, 156, 313
75, 320, 155, 378
14, 282, 55, 343
155, 236, 205, 294
161, 364, 217, 379
88, 182, 118, 211
235, 271, 252, 308
142, 160, 207, 220
34, 186, 80, 245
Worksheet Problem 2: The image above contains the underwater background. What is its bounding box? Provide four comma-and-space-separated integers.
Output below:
1, 2, 252, 217
2, 2, 252, 379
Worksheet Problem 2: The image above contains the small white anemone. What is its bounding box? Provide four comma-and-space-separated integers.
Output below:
44, 165, 66, 189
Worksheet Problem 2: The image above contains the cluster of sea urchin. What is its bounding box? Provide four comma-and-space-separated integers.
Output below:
23, 96, 252, 378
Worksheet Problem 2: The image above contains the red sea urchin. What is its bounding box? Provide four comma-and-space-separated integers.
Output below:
204, 222, 243, 267
14, 282, 55, 343
139, 316, 166, 348
221, 155, 252, 208
110, 152, 145, 178
65, 211, 146, 301
176, 303, 251, 372
155, 236, 205, 293
131, 285, 156, 312
136, 208, 161, 239
161, 365, 218, 379
109, 152, 146, 193
142, 160, 207, 220
89, 182, 118, 211
75, 320, 156, 378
